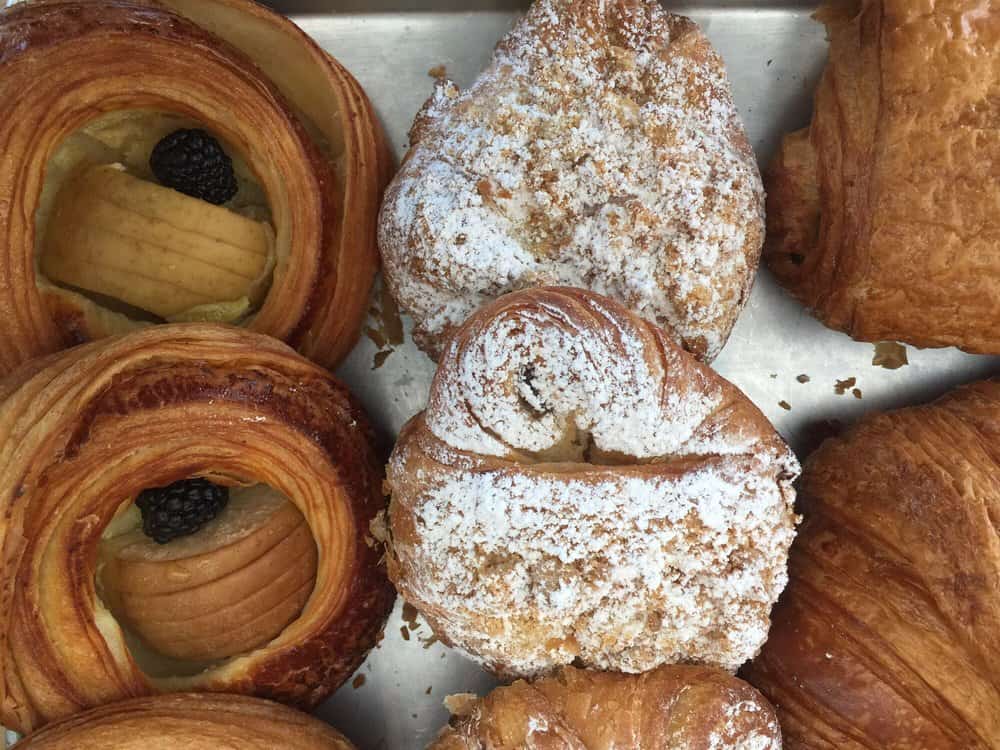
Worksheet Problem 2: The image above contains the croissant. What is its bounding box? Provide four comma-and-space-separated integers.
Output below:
379, 0, 764, 362
764, 0, 1000, 353
0, 324, 395, 734
742, 380, 1000, 748
14, 693, 355, 749
385, 287, 799, 678
431, 665, 781, 749
0, 0, 392, 377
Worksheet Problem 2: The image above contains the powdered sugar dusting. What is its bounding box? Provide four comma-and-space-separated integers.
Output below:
379, 0, 764, 360
388, 288, 799, 678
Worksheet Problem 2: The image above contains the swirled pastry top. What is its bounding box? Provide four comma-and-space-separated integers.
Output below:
765, 0, 1000, 353
386, 288, 799, 678
378, 0, 764, 361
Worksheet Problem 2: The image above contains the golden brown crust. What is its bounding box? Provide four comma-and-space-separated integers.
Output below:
743, 380, 1000, 749
0, 324, 395, 734
0, 0, 388, 376
430, 665, 782, 749
765, 0, 1000, 353
15, 693, 355, 749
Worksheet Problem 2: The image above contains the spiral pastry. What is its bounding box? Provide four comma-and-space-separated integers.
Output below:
0, 0, 391, 376
0, 325, 394, 734
386, 287, 799, 678
15, 693, 355, 750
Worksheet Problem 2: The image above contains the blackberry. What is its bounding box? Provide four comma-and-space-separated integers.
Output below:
136, 478, 229, 544
149, 129, 238, 205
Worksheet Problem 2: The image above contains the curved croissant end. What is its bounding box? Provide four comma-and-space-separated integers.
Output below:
431, 665, 782, 750
0, 324, 395, 734
387, 287, 799, 678
15, 693, 356, 750
0, 0, 389, 376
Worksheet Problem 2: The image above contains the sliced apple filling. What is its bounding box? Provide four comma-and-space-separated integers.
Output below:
97, 484, 317, 671
42, 164, 274, 325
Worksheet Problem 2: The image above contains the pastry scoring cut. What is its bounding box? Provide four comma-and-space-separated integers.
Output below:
379, 0, 765, 361
386, 287, 799, 678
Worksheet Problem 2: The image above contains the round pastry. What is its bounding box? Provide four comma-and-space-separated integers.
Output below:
743, 381, 1000, 749
0, 324, 395, 734
384, 287, 799, 678
432, 665, 781, 750
378, 0, 765, 362
0, 0, 392, 377
15, 693, 355, 749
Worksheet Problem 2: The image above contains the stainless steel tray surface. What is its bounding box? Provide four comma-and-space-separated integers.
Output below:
7, 2, 1000, 748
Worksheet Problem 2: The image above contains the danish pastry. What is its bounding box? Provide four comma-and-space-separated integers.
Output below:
0, 0, 391, 376
743, 381, 1000, 748
0, 325, 394, 734
378, 0, 764, 361
385, 287, 799, 678
765, 0, 1000, 353
431, 665, 781, 750
15, 693, 355, 749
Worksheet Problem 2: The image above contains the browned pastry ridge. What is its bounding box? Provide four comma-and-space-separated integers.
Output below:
431, 666, 782, 750
15, 693, 356, 750
0, 0, 392, 377
743, 380, 1000, 749
0, 325, 395, 734
765, 0, 1000, 353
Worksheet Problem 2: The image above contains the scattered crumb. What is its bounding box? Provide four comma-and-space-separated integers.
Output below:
778, 400, 791, 411
428, 64, 447, 79
402, 602, 420, 626
769, 373, 778, 379
425, 686, 433, 695
373, 350, 392, 370
825, 652, 833, 659
796, 374, 810, 383
366, 280, 405, 369
412, 713, 418, 719
352, 674, 366, 689
422, 634, 440, 650
852, 388, 862, 400
872, 341, 908, 370
767, 59, 774, 66
400, 626, 410, 641
834, 377, 857, 395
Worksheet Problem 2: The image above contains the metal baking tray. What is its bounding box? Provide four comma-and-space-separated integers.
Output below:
6, 2, 999, 748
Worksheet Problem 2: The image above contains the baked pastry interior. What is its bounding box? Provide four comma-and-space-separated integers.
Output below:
37, 110, 276, 332
96, 479, 317, 680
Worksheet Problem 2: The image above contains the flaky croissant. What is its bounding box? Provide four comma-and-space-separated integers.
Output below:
431, 665, 781, 750
386, 287, 799, 678
743, 381, 1000, 748
0, 0, 391, 376
0, 325, 394, 734
765, 0, 1000, 353
15, 693, 355, 749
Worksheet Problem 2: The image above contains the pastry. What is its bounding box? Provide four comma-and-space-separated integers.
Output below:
14, 693, 355, 749
384, 287, 799, 678
0, 0, 392, 377
431, 665, 781, 750
742, 381, 1000, 748
765, 0, 1000, 353
378, 0, 764, 362
0, 324, 395, 734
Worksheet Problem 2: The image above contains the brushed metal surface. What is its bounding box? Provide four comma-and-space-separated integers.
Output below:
6, 2, 999, 748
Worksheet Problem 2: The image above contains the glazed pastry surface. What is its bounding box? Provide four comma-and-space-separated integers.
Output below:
379, 0, 764, 361
15, 693, 356, 749
765, 0, 1000, 353
386, 287, 799, 678
431, 665, 782, 750
744, 380, 1000, 748
0, 324, 394, 734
